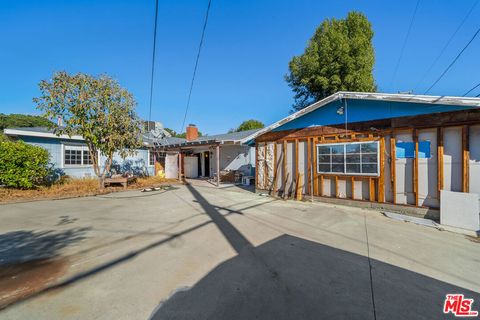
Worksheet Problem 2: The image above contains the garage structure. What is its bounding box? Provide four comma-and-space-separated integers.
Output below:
250, 92, 480, 214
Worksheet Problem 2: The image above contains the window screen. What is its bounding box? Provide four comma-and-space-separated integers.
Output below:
317, 141, 379, 176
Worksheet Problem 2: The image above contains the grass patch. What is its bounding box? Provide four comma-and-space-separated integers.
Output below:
0, 176, 177, 204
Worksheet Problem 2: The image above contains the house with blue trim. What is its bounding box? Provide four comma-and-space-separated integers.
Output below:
248, 92, 480, 225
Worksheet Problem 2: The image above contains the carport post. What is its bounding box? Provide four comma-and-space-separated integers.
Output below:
216, 144, 220, 187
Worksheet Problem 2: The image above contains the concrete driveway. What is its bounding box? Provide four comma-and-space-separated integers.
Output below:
0, 181, 479, 319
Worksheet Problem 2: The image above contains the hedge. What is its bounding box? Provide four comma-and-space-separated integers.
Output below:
0, 140, 50, 188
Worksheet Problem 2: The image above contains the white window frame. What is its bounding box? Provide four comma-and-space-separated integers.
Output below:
62, 144, 93, 168
316, 141, 380, 176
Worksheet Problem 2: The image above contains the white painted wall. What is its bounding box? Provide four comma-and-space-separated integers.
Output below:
395, 132, 414, 205
418, 129, 438, 207
469, 125, 480, 196
443, 126, 462, 192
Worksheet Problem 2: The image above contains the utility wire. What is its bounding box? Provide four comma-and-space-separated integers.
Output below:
463, 81, 480, 96
180, 0, 212, 134
424, 26, 480, 94
148, 0, 159, 132
415, 0, 479, 91
390, 0, 421, 92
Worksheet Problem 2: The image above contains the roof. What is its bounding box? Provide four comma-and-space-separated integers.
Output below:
4, 126, 260, 148
159, 129, 261, 148
246, 91, 480, 142
3, 127, 84, 140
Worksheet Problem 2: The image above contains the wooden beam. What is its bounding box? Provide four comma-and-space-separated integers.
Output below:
283, 140, 287, 196
335, 176, 339, 198
255, 145, 259, 189
307, 138, 311, 195
216, 144, 220, 187
351, 176, 355, 200
313, 138, 318, 196
378, 136, 386, 203
295, 139, 299, 189
413, 129, 419, 206
319, 175, 324, 197
437, 127, 444, 197
263, 143, 268, 190
390, 135, 396, 204
369, 178, 375, 201
272, 142, 277, 195
462, 125, 470, 193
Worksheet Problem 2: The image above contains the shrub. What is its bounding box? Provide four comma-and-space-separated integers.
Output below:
0, 140, 50, 188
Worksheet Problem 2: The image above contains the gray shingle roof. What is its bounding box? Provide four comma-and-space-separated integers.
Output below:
159, 128, 261, 147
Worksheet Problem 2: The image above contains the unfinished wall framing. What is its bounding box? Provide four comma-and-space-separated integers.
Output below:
255, 110, 480, 209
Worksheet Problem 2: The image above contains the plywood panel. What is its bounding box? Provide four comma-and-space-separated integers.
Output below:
443, 126, 462, 192
353, 179, 363, 200
265, 142, 275, 190
298, 140, 308, 194
338, 179, 349, 198
285, 141, 295, 196
395, 132, 414, 205
361, 179, 370, 200
469, 125, 480, 196
417, 129, 439, 207
275, 142, 284, 192
384, 135, 393, 202
257, 144, 266, 189
323, 178, 333, 197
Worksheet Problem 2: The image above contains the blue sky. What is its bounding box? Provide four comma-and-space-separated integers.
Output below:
1, 0, 479, 134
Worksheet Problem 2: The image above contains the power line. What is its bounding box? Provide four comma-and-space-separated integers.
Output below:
415, 0, 479, 91
463, 81, 480, 96
180, 0, 212, 134
424, 26, 480, 94
390, 0, 421, 92
148, 0, 159, 131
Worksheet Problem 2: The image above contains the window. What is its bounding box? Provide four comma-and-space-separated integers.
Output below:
64, 145, 92, 166
317, 141, 379, 176
149, 150, 166, 166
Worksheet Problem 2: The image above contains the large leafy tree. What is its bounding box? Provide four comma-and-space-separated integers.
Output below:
34, 72, 143, 186
286, 11, 376, 111
230, 119, 265, 133
0, 113, 52, 130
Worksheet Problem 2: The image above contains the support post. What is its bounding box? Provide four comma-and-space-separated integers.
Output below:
413, 129, 419, 206
216, 144, 220, 187
390, 135, 396, 204
437, 127, 444, 197
462, 125, 469, 193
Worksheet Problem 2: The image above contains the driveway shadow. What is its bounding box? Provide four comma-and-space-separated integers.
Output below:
150, 234, 480, 320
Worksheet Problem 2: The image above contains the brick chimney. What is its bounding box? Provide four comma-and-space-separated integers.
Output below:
186, 124, 199, 141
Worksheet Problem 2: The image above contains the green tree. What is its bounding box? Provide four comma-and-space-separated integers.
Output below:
0, 113, 52, 130
230, 119, 265, 133
34, 72, 143, 187
286, 11, 376, 111
0, 140, 50, 188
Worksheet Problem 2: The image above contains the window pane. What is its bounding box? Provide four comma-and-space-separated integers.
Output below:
331, 145, 344, 155
346, 154, 360, 163
332, 155, 344, 163
362, 164, 378, 174
332, 163, 344, 173
361, 143, 377, 153
318, 164, 331, 173
346, 144, 360, 153
362, 153, 377, 163
317, 146, 330, 154
346, 164, 361, 173
83, 150, 92, 165
318, 154, 330, 163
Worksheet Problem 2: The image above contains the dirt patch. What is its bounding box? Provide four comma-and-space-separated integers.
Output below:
0, 177, 178, 204
0, 258, 69, 309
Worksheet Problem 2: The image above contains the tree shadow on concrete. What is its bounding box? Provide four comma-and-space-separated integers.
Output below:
150, 184, 480, 320
0, 227, 90, 309
0, 228, 90, 266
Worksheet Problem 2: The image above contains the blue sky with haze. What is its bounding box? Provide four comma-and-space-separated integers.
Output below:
1, 0, 479, 134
